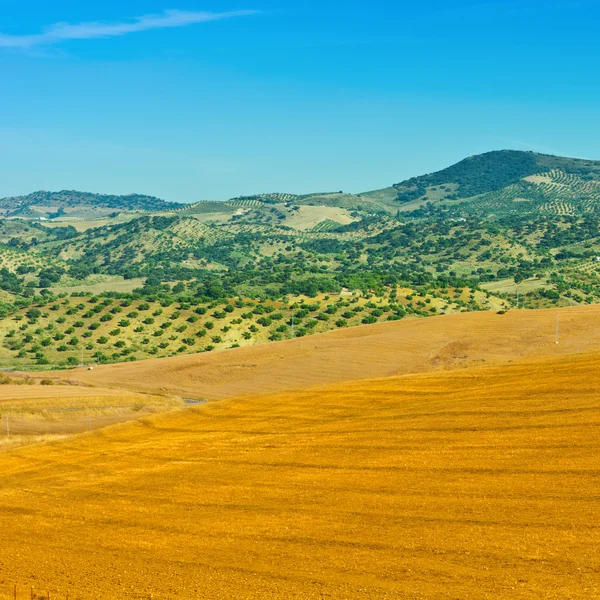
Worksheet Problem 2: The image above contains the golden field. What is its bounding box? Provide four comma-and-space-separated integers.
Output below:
1, 345, 600, 598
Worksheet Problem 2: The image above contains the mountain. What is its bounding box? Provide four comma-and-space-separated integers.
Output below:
225, 151, 600, 217
0, 190, 180, 219
360, 150, 600, 216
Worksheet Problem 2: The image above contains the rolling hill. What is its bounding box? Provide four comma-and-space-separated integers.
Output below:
1, 341, 599, 598
47, 304, 600, 399
3, 150, 600, 370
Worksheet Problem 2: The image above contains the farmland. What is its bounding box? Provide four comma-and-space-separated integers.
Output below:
0, 287, 501, 369
0, 344, 599, 598
56, 303, 600, 400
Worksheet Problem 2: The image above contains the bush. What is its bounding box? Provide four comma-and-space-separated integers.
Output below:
40, 378, 54, 385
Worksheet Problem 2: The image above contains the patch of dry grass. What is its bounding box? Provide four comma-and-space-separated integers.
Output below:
0, 385, 181, 448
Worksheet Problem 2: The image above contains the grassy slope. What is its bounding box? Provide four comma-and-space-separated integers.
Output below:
61, 304, 600, 399
0, 350, 599, 598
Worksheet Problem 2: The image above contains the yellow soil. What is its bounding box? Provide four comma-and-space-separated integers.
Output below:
284, 205, 355, 230
1, 352, 600, 598
63, 304, 600, 400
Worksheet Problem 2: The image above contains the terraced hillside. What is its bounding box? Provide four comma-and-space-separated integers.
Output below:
1, 348, 599, 598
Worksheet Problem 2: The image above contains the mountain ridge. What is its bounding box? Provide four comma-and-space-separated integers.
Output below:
0, 189, 180, 219
3, 150, 600, 219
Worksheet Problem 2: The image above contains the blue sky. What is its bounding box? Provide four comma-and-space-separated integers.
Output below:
1, 1, 599, 202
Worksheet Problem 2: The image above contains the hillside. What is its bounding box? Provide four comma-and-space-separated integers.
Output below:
361, 150, 600, 216
0, 287, 500, 369
1, 349, 599, 598
0, 190, 179, 219
54, 304, 600, 399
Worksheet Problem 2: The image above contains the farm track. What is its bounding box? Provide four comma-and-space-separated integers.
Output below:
1, 350, 600, 597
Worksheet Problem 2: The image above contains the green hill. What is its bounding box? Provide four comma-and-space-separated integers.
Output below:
0, 190, 179, 219
3, 150, 600, 369
360, 150, 600, 216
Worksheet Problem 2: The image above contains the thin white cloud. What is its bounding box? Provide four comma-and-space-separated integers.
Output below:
0, 9, 258, 49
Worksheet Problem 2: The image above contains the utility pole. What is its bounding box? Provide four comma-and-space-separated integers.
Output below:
291, 313, 294, 339
555, 314, 560, 344
5, 414, 8, 439
516, 288, 519, 309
